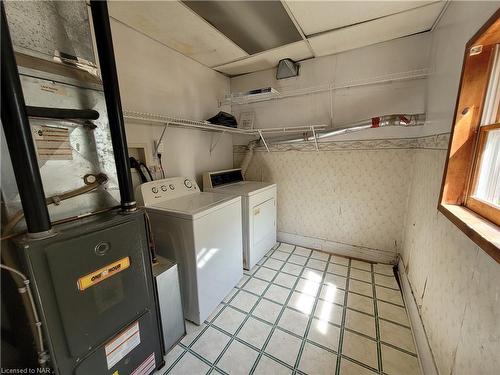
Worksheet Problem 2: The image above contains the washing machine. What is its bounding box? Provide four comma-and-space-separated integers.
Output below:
203, 169, 277, 270
137, 177, 243, 325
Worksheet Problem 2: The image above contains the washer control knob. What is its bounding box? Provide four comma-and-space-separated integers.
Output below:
161, 185, 167, 191
151, 186, 158, 194
184, 179, 193, 188
169, 184, 175, 190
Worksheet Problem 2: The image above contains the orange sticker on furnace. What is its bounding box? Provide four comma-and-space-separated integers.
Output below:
77, 257, 130, 291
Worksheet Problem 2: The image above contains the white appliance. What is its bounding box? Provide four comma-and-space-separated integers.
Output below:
137, 177, 243, 325
203, 169, 276, 270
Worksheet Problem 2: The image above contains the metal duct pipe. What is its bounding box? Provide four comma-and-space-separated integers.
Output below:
269, 114, 426, 145
241, 139, 259, 178
90, 0, 136, 211
1, 4, 52, 234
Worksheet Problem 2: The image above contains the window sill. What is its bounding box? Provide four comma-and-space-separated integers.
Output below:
438, 204, 500, 263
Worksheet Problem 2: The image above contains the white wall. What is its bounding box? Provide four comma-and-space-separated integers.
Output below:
401, 2, 500, 375
110, 18, 233, 187
231, 33, 431, 144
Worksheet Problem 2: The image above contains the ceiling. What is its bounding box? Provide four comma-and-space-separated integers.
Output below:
108, 1, 447, 77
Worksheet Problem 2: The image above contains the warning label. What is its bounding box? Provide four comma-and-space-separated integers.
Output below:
131, 352, 156, 375
77, 257, 130, 291
105, 322, 141, 370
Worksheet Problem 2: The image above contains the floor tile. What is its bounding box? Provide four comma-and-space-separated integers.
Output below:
298, 342, 337, 375
247, 264, 259, 275
217, 340, 259, 375
348, 279, 373, 297
350, 268, 372, 283
350, 259, 372, 271
379, 319, 416, 353
230, 290, 259, 313
223, 288, 238, 303
330, 255, 350, 266
281, 262, 303, 276
310, 250, 330, 261
314, 299, 343, 325
342, 330, 378, 370
254, 266, 278, 282
375, 285, 404, 306
253, 355, 292, 374
264, 257, 285, 270
320, 284, 345, 305
243, 277, 269, 295
265, 328, 302, 366
373, 263, 394, 276
213, 306, 246, 334
381, 344, 421, 375
274, 272, 298, 288
164, 345, 185, 370
324, 273, 347, 290
168, 351, 210, 375
327, 263, 348, 277
296, 278, 321, 296
278, 307, 309, 336
377, 301, 409, 326
237, 316, 272, 349
345, 309, 376, 338
347, 293, 374, 315
181, 322, 206, 346
308, 318, 341, 351
278, 243, 295, 253
288, 254, 308, 266
302, 268, 323, 282
288, 291, 315, 315
191, 326, 231, 363
271, 250, 290, 261
236, 275, 249, 288
207, 304, 224, 322
374, 274, 399, 289
252, 299, 283, 324
264, 284, 291, 305
339, 357, 377, 375
306, 258, 327, 271
294, 246, 312, 257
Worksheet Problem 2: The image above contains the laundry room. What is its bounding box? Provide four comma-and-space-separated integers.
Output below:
1, 1, 499, 375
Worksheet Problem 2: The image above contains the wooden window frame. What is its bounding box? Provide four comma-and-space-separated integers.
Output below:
439, 10, 500, 263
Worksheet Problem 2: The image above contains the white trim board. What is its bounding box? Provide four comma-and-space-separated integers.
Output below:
398, 258, 439, 375
277, 231, 398, 264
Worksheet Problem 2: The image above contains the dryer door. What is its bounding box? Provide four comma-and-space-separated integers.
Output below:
252, 197, 277, 264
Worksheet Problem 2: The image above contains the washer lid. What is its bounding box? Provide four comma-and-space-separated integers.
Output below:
147, 192, 240, 219
212, 181, 276, 197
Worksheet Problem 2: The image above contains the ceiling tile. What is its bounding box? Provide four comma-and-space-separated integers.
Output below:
308, 2, 445, 57
108, 1, 248, 68
213, 41, 313, 76
285, 0, 441, 36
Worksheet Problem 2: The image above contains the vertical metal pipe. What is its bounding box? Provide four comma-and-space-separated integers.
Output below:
1, 4, 51, 233
90, 0, 136, 210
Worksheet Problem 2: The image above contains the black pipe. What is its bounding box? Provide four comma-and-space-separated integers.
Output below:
90, 0, 136, 210
1, 4, 51, 234
26, 106, 99, 121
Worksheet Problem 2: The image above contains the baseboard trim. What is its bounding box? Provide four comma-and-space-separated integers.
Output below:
277, 231, 398, 264
398, 258, 439, 375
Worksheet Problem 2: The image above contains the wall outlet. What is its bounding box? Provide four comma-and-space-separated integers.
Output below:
154, 140, 165, 154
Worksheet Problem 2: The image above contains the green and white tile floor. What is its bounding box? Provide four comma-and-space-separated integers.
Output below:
160, 243, 421, 375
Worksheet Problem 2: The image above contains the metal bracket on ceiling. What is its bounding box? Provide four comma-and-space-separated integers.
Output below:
311, 126, 319, 152
258, 130, 270, 152
210, 130, 225, 154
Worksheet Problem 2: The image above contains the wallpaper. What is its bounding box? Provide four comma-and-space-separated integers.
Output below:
234, 134, 450, 256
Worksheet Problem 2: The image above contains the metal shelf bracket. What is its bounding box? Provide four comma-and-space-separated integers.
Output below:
210, 130, 225, 154
258, 130, 270, 152
311, 126, 319, 152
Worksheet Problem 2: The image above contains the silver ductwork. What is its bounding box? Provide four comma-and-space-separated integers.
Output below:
268, 113, 426, 144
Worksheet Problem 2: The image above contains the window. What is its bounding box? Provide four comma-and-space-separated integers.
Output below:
439, 11, 500, 263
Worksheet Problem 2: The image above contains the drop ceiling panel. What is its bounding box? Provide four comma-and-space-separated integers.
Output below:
183, 1, 302, 54
213, 41, 313, 76
108, 1, 248, 68
308, 2, 445, 57
285, 0, 440, 36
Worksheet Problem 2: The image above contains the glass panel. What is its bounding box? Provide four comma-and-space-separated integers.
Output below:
474, 129, 500, 207
481, 44, 500, 125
